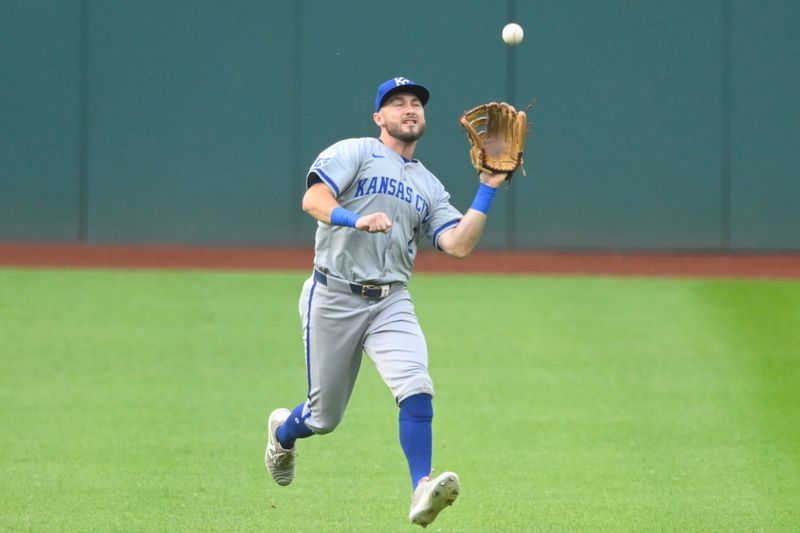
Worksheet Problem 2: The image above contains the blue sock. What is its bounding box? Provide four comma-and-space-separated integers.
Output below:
276, 401, 314, 449
399, 394, 433, 489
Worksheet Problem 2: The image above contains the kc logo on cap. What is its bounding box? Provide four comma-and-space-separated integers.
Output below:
375, 77, 430, 112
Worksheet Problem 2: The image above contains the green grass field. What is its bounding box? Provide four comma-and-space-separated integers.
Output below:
1, 268, 799, 532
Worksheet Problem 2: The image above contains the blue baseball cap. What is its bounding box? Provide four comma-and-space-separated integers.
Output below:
374, 77, 430, 112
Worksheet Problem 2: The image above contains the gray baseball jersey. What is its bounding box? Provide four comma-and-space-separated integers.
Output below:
298, 136, 462, 433
308, 137, 463, 284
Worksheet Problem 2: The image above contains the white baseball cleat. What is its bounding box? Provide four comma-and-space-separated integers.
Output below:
409, 471, 460, 528
265, 408, 295, 486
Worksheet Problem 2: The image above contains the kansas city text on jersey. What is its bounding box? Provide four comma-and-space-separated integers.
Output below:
353, 176, 431, 222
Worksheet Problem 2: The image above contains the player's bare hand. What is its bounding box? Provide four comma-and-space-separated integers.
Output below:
479, 171, 509, 189
356, 212, 392, 234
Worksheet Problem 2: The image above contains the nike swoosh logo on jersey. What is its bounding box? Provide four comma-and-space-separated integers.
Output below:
371, 153, 385, 158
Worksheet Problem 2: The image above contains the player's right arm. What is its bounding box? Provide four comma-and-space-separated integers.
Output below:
302, 180, 392, 234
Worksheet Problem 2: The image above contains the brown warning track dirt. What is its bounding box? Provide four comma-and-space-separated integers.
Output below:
1, 243, 798, 280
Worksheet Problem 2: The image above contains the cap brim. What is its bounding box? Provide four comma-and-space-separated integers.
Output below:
379, 84, 430, 109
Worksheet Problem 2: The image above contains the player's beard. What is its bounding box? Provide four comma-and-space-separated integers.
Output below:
386, 120, 426, 144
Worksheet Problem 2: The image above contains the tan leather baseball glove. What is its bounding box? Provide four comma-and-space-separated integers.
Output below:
459, 101, 528, 179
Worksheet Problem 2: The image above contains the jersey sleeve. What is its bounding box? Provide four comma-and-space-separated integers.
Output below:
306, 138, 366, 198
422, 179, 463, 251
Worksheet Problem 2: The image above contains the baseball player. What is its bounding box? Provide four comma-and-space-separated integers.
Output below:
265, 77, 509, 528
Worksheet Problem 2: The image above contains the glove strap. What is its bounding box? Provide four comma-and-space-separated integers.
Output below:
330, 207, 360, 228
470, 183, 497, 215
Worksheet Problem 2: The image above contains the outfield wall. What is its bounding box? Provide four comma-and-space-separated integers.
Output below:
2, 1, 799, 251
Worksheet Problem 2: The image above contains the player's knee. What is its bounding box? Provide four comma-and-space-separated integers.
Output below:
395, 375, 434, 406
308, 413, 343, 435
312, 424, 335, 435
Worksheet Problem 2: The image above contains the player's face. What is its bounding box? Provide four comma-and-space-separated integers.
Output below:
378, 93, 426, 143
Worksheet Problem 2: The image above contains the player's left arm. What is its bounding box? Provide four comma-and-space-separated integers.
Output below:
437, 171, 507, 258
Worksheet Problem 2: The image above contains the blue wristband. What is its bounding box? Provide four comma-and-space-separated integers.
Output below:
470, 183, 497, 215
330, 207, 359, 228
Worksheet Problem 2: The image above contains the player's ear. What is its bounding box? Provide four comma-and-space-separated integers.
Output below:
373, 111, 384, 128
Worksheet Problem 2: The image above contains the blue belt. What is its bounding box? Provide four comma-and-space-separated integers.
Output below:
313, 269, 396, 300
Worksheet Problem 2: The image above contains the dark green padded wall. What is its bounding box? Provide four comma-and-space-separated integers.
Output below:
729, 0, 800, 250
512, 1, 725, 250
1, 1, 798, 251
85, 1, 296, 245
1, 1, 82, 241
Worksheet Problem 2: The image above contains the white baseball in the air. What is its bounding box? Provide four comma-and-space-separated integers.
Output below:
502, 23, 524, 46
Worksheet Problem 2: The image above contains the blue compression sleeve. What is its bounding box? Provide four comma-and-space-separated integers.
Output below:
399, 394, 433, 489
470, 183, 497, 215
276, 402, 314, 449
330, 207, 359, 228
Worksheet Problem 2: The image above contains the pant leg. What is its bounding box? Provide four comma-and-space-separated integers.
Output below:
299, 276, 371, 434
362, 289, 435, 404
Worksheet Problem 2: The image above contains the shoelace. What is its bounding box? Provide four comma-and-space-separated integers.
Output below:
271, 448, 297, 466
